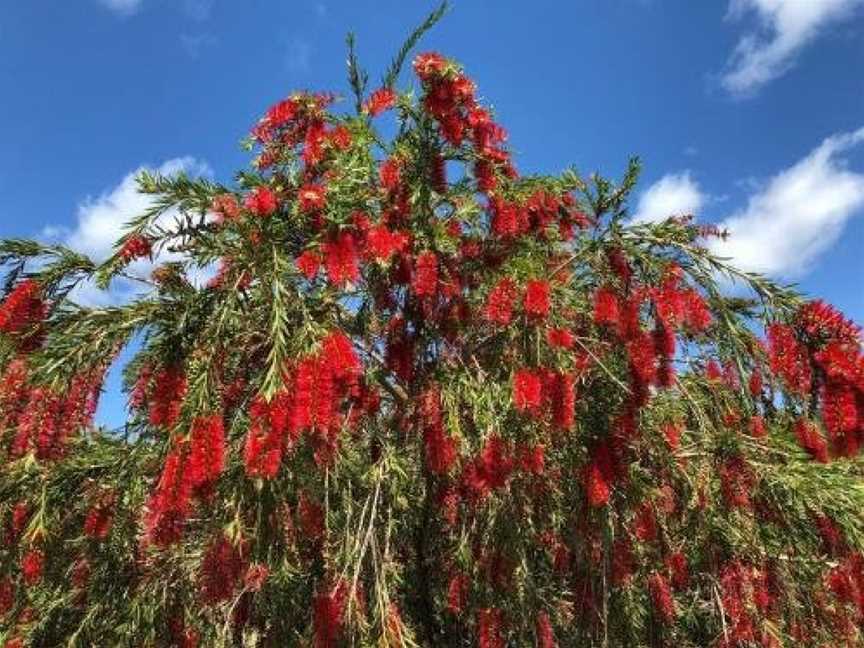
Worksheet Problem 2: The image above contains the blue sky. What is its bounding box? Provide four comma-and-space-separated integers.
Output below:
1, 0, 862, 426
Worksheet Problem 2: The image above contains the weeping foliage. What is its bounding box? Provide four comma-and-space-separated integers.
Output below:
2, 8, 864, 648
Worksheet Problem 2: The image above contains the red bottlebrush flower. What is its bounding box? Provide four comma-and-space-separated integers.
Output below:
199, 535, 244, 605
243, 397, 284, 480
798, 299, 860, 344
0, 578, 13, 617
148, 366, 187, 429
523, 280, 551, 319
431, 152, 447, 193
297, 492, 325, 543
546, 327, 575, 349
484, 278, 518, 326
665, 552, 689, 590
662, 422, 683, 450
705, 359, 722, 382
244, 563, 269, 592
211, 193, 240, 221
535, 611, 557, 648
264, 97, 298, 129
477, 607, 505, 648
244, 186, 278, 216
364, 87, 396, 116
684, 289, 712, 332
767, 323, 812, 396
321, 330, 362, 383
794, 418, 829, 463
363, 224, 408, 262
313, 580, 347, 648
327, 125, 352, 150
0, 279, 45, 335
633, 503, 657, 543
749, 369, 763, 397
144, 447, 193, 546
544, 370, 575, 430
611, 538, 635, 585
379, 157, 401, 193
446, 573, 468, 615
513, 368, 542, 413
593, 286, 620, 328
647, 572, 676, 624
749, 415, 766, 438
21, 549, 44, 587
720, 456, 754, 509
83, 495, 115, 541
322, 231, 360, 286
296, 249, 322, 280
298, 184, 327, 213
413, 52, 448, 81
627, 331, 658, 387
421, 386, 458, 475
411, 251, 439, 298
584, 443, 615, 508
119, 234, 151, 261
188, 414, 226, 490
490, 198, 525, 238
519, 443, 546, 475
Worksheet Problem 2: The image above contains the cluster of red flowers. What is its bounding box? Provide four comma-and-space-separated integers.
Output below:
363, 87, 396, 117
0, 280, 46, 342
199, 535, 245, 605
144, 366, 188, 429
83, 491, 115, 541
716, 561, 778, 648
118, 234, 151, 261
312, 579, 348, 648
420, 385, 459, 475
512, 367, 575, 430
244, 186, 279, 217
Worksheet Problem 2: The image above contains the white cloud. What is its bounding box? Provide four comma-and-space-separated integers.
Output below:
285, 37, 312, 72
709, 127, 864, 277
631, 172, 706, 224
721, 0, 864, 96
97, 0, 143, 16
46, 157, 213, 306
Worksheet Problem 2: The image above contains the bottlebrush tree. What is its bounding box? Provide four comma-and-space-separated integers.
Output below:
2, 7, 864, 648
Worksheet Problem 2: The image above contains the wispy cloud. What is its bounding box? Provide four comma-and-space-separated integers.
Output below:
721, 0, 864, 97
709, 127, 864, 277
97, 0, 143, 17
43, 157, 213, 306
285, 36, 312, 73
631, 172, 706, 224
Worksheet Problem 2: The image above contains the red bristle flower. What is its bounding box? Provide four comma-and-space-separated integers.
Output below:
363, 224, 408, 262
21, 549, 44, 587
0, 577, 14, 616
611, 538, 635, 586
0, 358, 29, 431
720, 456, 754, 509
313, 580, 348, 648
584, 442, 615, 507
363, 87, 396, 116
662, 422, 683, 450
411, 251, 439, 298
546, 370, 575, 430
413, 52, 448, 81
119, 234, 151, 261
546, 327, 575, 349
477, 607, 505, 648
749, 369, 763, 397
767, 323, 812, 396
749, 415, 766, 438
484, 278, 518, 326
0, 279, 45, 336
298, 184, 327, 213
684, 289, 712, 332
244, 397, 284, 479
666, 552, 689, 590
523, 279, 551, 319
421, 386, 458, 475
446, 573, 468, 615
535, 611, 557, 648
593, 286, 620, 328
83, 494, 115, 541
633, 502, 658, 543
798, 299, 861, 344
513, 368, 542, 413
647, 572, 676, 624
297, 492, 325, 543
199, 535, 244, 605
144, 447, 193, 546
188, 414, 226, 490
322, 231, 360, 286
211, 193, 240, 221
244, 186, 278, 216
148, 366, 187, 429
431, 152, 447, 193
794, 418, 829, 463
244, 563, 269, 592
379, 157, 401, 193
296, 249, 322, 280
518, 443, 546, 475
321, 330, 362, 384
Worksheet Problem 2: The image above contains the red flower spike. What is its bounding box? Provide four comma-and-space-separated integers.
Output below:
523, 279, 551, 319
364, 87, 396, 116
244, 186, 278, 216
